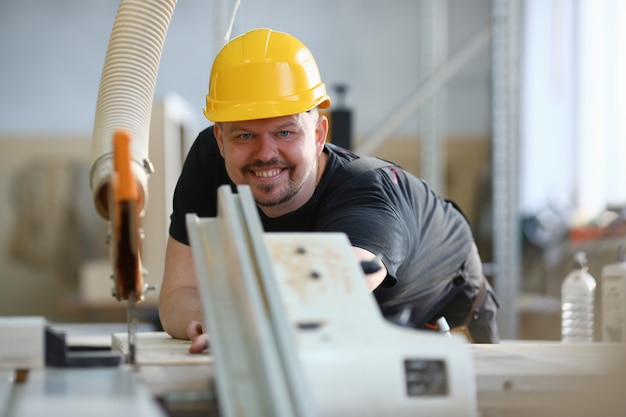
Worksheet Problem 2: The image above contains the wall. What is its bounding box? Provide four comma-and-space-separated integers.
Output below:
0, 0, 492, 139
0, 137, 109, 320
0, 0, 494, 322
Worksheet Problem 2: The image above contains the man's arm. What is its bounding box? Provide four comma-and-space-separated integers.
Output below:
158, 237, 385, 349
158, 236, 204, 340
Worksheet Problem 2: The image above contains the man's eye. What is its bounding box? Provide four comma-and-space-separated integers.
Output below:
238, 133, 253, 140
277, 131, 291, 138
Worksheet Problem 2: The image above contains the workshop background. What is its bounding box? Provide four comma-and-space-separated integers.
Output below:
1, 0, 624, 341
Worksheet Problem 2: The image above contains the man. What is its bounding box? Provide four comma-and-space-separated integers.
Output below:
158, 28, 499, 353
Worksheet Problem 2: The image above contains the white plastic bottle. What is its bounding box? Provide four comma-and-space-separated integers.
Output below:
601, 244, 626, 342
561, 251, 597, 343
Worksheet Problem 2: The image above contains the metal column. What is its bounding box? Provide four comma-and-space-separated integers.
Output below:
418, 0, 448, 194
491, 0, 522, 339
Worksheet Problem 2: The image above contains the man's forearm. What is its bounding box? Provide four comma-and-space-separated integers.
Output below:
158, 287, 204, 340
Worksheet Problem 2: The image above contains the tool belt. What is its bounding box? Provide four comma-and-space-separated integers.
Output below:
447, 274, 487, 343
418, 273, 488, 342
381, 267, 498, 343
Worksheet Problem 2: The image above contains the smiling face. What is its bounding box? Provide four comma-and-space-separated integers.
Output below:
214, 110, 329, 217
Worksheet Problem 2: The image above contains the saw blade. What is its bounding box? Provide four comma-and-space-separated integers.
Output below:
126, 291, 138, 365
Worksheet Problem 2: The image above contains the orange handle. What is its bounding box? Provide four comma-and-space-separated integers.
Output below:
113, 129, 138, 202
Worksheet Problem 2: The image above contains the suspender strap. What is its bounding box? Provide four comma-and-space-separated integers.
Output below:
461, 275, 487, 328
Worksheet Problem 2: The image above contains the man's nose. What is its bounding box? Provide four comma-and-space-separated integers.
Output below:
254, 134, 278, 160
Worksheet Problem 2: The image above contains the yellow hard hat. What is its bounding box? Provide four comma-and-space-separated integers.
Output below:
203, 28, 331, 122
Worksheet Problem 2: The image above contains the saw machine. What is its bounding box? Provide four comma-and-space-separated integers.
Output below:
185, 185, 478, 417
0, 183, 479, 417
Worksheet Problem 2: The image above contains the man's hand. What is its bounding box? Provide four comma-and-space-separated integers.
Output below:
187, 320, 209, 354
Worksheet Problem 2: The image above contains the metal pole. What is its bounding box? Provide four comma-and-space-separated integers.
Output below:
491, 0, 521, 340
418, 0, 448, 194
357, 25, 490, 157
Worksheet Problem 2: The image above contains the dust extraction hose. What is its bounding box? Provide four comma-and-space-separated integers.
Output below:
89, 0, 177, 220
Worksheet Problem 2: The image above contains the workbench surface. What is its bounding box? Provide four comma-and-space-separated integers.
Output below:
3, 330, 623, 417
110, 332, 625, 416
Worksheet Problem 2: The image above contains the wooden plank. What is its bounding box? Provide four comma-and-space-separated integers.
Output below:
472, 342, 623, 377
472, 342, 626, 415
112, 332, 211, 365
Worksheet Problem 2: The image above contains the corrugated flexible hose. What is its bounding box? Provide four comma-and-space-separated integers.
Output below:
89, 0, 177, 219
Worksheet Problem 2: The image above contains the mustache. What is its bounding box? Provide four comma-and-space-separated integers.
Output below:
244, 159, 290, 170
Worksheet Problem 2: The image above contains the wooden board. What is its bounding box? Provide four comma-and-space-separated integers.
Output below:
112, 332, 211, 365
472, 341, 622, 378
471, 341, 626, 415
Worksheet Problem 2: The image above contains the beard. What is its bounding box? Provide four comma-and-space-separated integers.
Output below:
253, 179, 304, 208
241, 156, 318, 210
